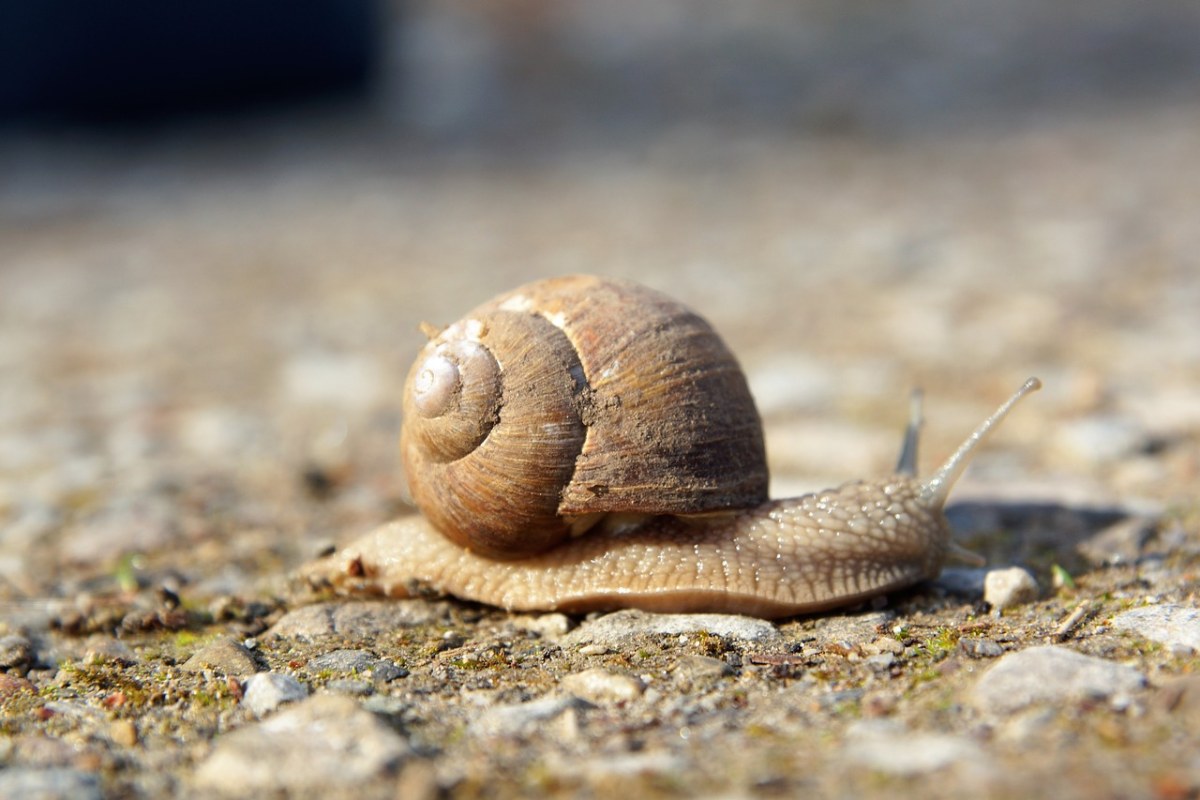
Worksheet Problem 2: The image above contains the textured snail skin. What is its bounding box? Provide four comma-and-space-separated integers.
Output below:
305, 478, 948, 618
303, 377, 1041, 618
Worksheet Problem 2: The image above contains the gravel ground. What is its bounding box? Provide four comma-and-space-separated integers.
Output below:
2, 10, 1200, 796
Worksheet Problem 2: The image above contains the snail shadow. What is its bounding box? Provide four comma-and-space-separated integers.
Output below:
944, 499, 1159, 578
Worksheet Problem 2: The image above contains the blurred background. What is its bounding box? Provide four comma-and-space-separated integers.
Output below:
1, 0, 1198, 594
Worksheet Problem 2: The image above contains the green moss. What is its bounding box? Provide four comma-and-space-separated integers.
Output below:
173, 630, 202, 648
58, 662, 154, 709
926, 627, 960, 657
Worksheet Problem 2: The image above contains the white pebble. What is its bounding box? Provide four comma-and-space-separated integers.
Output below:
243, 673, 309, 717
984, 567, 1039, 612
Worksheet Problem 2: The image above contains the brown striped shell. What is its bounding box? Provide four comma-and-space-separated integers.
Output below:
400, 275, 769, 559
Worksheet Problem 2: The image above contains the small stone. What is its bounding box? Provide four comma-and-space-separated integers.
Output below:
808, 611, 896, 649
327, 678, 373, 696
309, 649, 375, 674
958, 638, 1003, 659
515, 613, 572, 638
866, 652, 896, 671
970, 646, 1146, 714
1110, 604, 1200, 654
864, 636, 904, 656
561, 668, 644, 704
984, 567, 1039, 612
577, 644, 611, 656
440, 630, 466, 648
0, 768, 102, 800
182, 637, 260, 677
361, 695, 408, 717
470, 695, 592, 739
194, 695, 410, 795
109, 719, 138, 747
0, 634, 33, 671
563, 610, 779, 649
672, 654, 734, 686
242, 673, 309, 717
843, 720, 988, 776
83, 637, 138, 665
0, 672, 36, 698
268, 601, 446, 639
1077, 516, 1155, 567
371, 661, 409, 682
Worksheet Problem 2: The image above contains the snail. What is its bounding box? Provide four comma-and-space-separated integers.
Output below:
303, 275, 1040, 619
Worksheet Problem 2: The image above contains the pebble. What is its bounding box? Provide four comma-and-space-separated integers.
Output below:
958, 638, 1004, 659
327, 679, 373, 696
181, 637, 260, 677
864, 636, 905, 656
809, 611, 896, 648
577, 644, 611, 656
193, 695, 411, 795
1110, 604, 1200, 654
0, 672, 36, 698
109, 719, 138, 747
371, 661, 409, 682
563, 610, 779, 650
672, 654, 734, 686
242, 673, 309, 717
865, 652, 896, 671
267, 601, 447, 639
0, 767, 102, 800
561, 668, 644, 704
513, 613, 572, 638
83, 637, 137, 665
0, 633, 33, 671
1076, 516, 1155, 567
469, 695, 593, 739
983, 567, 1039, 612
309, 648, 376, 674
843, 720, 988, 776
970, 646, 1146, 714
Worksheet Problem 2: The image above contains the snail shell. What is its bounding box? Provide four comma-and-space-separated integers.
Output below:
302, 275, 1041, 618
401, 275, 768, 558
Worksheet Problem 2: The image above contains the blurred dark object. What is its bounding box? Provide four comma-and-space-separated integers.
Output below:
0, 0, 382, 124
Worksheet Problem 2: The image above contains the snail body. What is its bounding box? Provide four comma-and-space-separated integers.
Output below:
305, 276, 1040, 619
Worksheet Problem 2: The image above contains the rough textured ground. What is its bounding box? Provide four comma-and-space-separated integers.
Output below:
2, 4, 1200, 798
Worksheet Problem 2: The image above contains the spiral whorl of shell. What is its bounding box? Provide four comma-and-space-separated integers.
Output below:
401, 275, 769, 559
